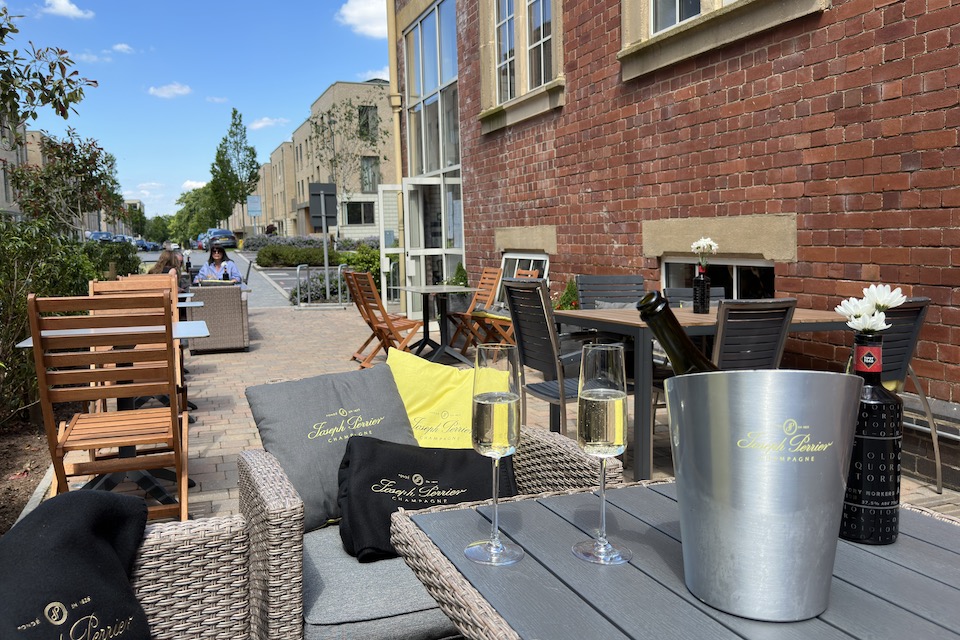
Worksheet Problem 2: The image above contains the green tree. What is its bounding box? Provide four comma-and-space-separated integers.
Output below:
145, 214, 171, 243
5, 128, 125, 233
309, 89, 390, 204
0, 7, 97, 148
172, 184, 220, 243
208, 108, 258, 229
127, 202, 147, 237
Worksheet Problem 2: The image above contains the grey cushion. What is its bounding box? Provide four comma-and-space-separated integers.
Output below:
594, 300, 636, 309
303, 526, 459, 640
246, 367, 418, 531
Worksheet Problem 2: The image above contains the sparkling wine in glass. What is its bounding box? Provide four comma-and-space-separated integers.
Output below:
573, 343, 633, 565
464, 343, 524, 566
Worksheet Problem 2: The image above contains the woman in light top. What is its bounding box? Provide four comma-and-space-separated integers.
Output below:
149, 249, 188, 293
194, 244, 243, 284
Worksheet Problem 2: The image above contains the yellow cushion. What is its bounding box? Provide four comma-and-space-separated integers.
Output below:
387, 349, 474, 448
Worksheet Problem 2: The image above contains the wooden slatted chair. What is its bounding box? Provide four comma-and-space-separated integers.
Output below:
91, 271, 192, 414
711, 298, 798, 370
27, 291, 189, 521
449, 266, 502, 354
473, 268, 541, 346
352, 270, 423, 365
343, 270, 381, 364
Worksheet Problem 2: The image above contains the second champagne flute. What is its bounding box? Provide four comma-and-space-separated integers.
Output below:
464, 343, 524, 566
573, 343, 633, 565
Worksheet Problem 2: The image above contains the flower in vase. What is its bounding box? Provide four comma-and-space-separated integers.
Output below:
835, 284, 907, 334
691, 237, 718, 270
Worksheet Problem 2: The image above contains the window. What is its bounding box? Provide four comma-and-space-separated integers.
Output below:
360, 156, 380, 193
479, 0, 564, 133
358, 105, 377, 140
527, 0, 553, 90
403, 0, 460, 178
494, 252, 551, 304
346, 201, 375, 225
662, 257, 775, 300
652, 0, 701, 34
496, 0, 516, 102
620, 0, 827, 81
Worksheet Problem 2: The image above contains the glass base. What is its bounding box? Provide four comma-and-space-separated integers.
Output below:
464, 539, 524, 566
572, 538, 632, 565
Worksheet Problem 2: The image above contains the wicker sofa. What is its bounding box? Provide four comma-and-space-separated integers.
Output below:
235, 427, 622, 640
186, 285, 250, 352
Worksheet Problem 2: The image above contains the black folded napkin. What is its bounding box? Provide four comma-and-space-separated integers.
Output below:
0, 491, 150, 640
338, 436, 518, 562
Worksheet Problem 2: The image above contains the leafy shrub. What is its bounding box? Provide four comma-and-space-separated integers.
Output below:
256, 245, 338, 268
1, 217, 100, 424
340, 244, 380, 275
82, 240, 141, 277
288, 272, 344, 304
553, 278, 579, 310
444, 262, 469, 287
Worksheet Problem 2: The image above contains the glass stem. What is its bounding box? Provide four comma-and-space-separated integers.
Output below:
490, 456, 502, 551
597, 457, 609, 548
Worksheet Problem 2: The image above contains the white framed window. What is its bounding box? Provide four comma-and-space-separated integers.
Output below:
494, 251, 551, 304
527, 0, 553, 90
662, 256, 776, 300
652, 0, 701, 34
496, 0, 516, 102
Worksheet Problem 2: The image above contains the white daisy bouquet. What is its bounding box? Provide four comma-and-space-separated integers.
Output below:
691, 237, 718, 270
835, 284, 907, 333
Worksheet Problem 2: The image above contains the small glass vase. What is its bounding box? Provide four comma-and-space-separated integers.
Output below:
693, 267, 710, 314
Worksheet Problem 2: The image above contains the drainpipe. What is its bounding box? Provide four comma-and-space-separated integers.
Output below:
387, 0, 407, 313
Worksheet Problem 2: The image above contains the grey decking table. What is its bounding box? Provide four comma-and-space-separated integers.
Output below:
554, 307, 849, 480
401, 483, 960, 640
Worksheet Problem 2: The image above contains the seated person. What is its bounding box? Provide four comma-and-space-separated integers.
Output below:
149, 249, 188, 293
194, 244, 243, 284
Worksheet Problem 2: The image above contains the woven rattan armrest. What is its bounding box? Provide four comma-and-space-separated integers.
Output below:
513, 426, 622, 494
238, 449, 305, 640
132, 514, 249, 638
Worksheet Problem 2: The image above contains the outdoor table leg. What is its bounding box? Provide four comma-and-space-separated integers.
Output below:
634, 326, 653, 480
409, 292, 440, 356
428, 293, 473, 367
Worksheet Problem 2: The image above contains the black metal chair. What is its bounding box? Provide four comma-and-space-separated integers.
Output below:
711, 298, 798, 370
877, 297, 942, 493
575, 274, 646, 309
502, 278, 592, 436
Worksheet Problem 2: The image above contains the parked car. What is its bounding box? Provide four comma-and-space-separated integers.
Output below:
89, 231, 114, 243
135, 238, 149, 251
147, 240, 161, 251
207, 229, 238, 248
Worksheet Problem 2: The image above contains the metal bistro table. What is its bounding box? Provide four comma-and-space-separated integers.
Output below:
400, 284, 478, 366
393, 482, 960, 640
554, 306, 848, 480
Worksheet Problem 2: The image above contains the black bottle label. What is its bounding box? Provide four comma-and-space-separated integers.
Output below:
839, 391, 902, 544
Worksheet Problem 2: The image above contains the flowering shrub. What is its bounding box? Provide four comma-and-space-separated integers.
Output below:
243, 234, 324, 252
337, 236, 380, 251
553, 278, 579, 310
835, 284, 907, 333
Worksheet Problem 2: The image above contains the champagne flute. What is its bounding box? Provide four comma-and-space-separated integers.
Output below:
572, 343, 633, 565
464, 343, 524, 566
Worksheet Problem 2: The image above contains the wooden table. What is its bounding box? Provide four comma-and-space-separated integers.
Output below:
395, 482, 960, 640
554, 306, 848, 479
400, 284, 478, 366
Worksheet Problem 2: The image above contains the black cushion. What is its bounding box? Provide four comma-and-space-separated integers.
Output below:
338, 436, 518, 562
0, 492, 149, 640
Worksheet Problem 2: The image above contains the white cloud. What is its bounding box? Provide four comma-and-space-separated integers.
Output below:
206, 96, 229, 104
249, 117, 290, 131
137, 182, 163, 192
41, 0, 94, 19
74, 51, 109, 63
181, 180, 206, 191
112, 43, 134, 54
336, 0, 387, 39
148, 82, 192, 99
359, 66, 390, 82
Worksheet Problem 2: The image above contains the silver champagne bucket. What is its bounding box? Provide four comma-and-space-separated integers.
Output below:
664, 369, 862, 622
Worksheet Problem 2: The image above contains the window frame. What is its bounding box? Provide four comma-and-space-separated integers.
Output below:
360, 156, 381, 194
619, 0, 828, 82
478, 0, 565, 134
661, 256, 776, 300
345, 201, 375, 226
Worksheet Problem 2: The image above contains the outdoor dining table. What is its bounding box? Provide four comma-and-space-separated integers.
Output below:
400, 284, 478, 366
393, 482, 960, 640
15, 320, 210, 348
554, 306, 849, 480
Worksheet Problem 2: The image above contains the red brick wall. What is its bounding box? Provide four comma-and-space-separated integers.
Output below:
456, 0, 960, 401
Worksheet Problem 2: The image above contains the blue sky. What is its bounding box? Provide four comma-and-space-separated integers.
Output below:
7, 0, 390, 217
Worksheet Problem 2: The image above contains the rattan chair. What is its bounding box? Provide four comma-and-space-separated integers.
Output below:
187, 284, 250, 352
235, 426, 621, 640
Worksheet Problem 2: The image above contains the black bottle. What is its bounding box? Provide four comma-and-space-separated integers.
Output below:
223, 267, 230, 281
839, 333, 902, 544
636, 291, 718, 374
